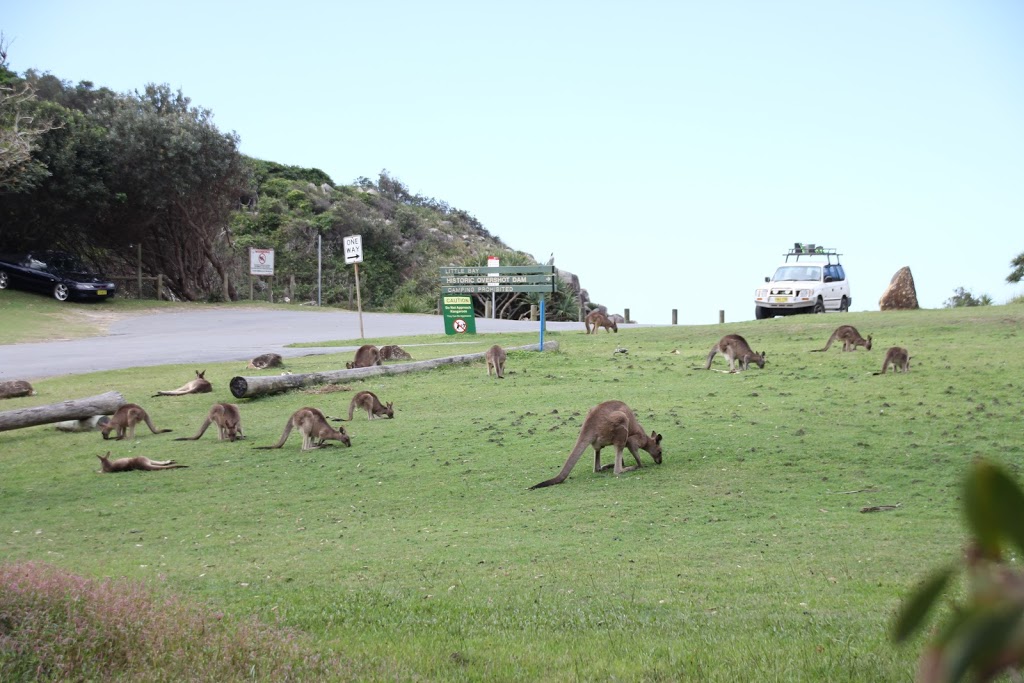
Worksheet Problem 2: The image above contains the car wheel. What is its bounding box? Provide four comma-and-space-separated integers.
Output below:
53, 283, 70, 301
755, 306, 769, 320
813, 298, 825, 314
839, 296, 849, 312
0, 271, 8, 289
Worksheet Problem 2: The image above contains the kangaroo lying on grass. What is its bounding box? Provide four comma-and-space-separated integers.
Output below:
346, 345, 381, 369
55, 415, 111, 432
97, 452, 188, 473
704, 334, 766, 372
378, 345, 413, 361
584, 310, 618, 334
335, 391, 393, 420
257, 407, 351, 450
174, 403, 244, 441
247, 353, 283, 369
0, 379, 34, 399
485, 344, 507, 379
529, 400, 663, 489
874, 347, 911, 375
100, 404, 173, 440
152, 370, 213, 397
811, 325, 872, 352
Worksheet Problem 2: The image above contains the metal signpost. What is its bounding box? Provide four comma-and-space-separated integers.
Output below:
249, 247, 275, 302
344, 235, 365, 338
439, 265, 557, 347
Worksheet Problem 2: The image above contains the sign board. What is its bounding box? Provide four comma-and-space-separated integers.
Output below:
343, 235, 363, 264
249, 248, 275, 276
442, 295, 477, 335
487, 256, 500, 287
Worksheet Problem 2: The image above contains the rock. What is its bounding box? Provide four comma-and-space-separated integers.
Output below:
879, 267, 920, 310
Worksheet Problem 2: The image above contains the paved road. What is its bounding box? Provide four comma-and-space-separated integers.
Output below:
0, 308, 584, 380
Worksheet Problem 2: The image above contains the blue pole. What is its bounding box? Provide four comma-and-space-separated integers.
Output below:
539, 295, 546, 350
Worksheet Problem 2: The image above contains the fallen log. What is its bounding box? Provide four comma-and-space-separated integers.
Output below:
230, 341, 559, 399
0, 391, 126, 432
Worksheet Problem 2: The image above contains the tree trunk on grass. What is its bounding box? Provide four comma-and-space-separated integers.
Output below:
0, 391, 125, 432
230, 342, 559, 399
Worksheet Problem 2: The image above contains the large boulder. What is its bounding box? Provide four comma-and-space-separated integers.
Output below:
879, 267, 920, 310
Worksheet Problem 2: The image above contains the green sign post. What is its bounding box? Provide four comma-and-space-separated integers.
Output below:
441, 295, 477, 335
438, 265, 556, 343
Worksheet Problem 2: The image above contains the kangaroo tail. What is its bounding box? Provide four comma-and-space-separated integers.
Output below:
704, 346, 718, 370
529, 436, 589, 490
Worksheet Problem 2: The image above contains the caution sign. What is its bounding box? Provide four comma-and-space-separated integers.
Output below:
442, 296, 476, 335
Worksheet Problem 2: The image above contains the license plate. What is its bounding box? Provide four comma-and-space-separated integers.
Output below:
771, 296, 788, 303
97, 290, 107, 295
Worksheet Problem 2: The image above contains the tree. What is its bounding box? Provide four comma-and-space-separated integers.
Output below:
944, 287, 992, 308
1008, 253, 1024, 284
0, 36, 61, 194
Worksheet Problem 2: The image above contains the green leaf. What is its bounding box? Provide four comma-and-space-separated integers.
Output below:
990, 466, 1024, 557
943, 605, 1024, 683
964, 460, 1003, 558
893, 566, 956, 643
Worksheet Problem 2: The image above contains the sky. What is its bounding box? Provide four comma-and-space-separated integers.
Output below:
4, 1, 1023, 325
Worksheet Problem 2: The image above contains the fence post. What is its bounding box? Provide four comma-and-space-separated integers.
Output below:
719, 310, 725, 324
530, 304, 538, 321
136, 243, 142, 298
624, 308, 630, 324
156, 274, 163, 301
672, 309, 678, 325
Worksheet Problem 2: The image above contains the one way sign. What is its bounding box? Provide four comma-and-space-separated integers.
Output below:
343, 234, 363, 264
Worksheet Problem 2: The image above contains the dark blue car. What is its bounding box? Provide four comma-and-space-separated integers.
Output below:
0, 251, 117, 302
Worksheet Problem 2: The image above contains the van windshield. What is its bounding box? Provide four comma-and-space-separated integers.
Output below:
772, 266, 821, 282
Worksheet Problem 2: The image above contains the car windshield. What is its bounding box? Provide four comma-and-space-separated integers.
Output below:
773, 266, 821, 281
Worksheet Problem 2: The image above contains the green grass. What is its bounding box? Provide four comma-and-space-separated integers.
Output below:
2, 306, 1022, 681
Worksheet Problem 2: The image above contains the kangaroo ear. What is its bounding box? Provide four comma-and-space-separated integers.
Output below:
654, 432, 663, 444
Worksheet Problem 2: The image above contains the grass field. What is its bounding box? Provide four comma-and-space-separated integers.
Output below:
2, 304, 1022, 681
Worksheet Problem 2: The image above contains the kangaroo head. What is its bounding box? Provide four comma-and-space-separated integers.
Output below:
385, 402, 394, 418
748, 352, 767, 369
100, 423, 114, 440
865, 335, 873, 350
646, 431, 663, 464
345, 362, 354, 369
196, 370, 206, 379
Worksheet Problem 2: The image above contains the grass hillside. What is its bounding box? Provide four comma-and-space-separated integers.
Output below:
1, 305, 1022, 681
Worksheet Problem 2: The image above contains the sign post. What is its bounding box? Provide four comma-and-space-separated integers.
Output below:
343, 235, 364, 338
487, 256, 499, 318
249, 248, 275, 302
438, 265, 557, 346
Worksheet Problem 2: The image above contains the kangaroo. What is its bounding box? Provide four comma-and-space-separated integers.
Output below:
704, 334, 766, 372
247, 353, 283, 369
874, 347, 911, 375
174, 403, 244, 441
529, 400, 663, 489
584, 310, 618, 334
335, 391, 394, 420
345, 345, 381, 369
97, 452, 188, 473
0, 379, 34, 399
811, 325, 872, 352
100, 404, 173, 440
256, 407, 351, 450
55, 415, 111, 432
152, 370, 213, 397
485, 344, 507, 379
378, 345, 413, 361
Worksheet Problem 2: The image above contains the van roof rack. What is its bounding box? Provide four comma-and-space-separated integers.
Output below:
786, 243, 842, 264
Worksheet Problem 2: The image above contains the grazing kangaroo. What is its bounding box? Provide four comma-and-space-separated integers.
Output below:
529, 400, 663, 489
97, 452, 188, 473
346, 345, 381, 369
704, 334, 766, 372
874, 347, 911, 375
0, 379, 34, 399
584, 310, 618, 334
174, 403, 244, 441
485, 344, 507, 379
100, 404, 173, 440
247, 353, 283, 369
55, 415, 111, 432
378, 345, 413, 361
334, 391, 394, 421
256, 407, 351, 450
811, 325, 872, 352
152, 370, 213, 397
